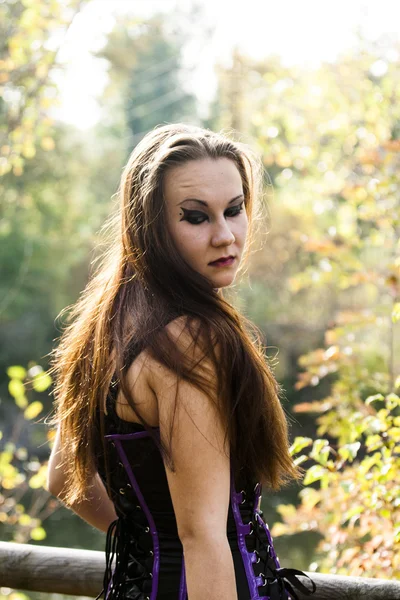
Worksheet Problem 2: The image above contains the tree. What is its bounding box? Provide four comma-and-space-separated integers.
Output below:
96, 13, 198, 147
0, 0, 87, 176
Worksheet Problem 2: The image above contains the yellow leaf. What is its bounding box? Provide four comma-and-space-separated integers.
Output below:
41, 137, 55, 151
30, 527, 46, 541
9, 380, 28, 408
36, 64, 48, 78
32, 372, 51, 392
6, 366, 26, 380
299, 487, 321, 510
29, 465, 47, 489
276, 504, 297, 518
22, 144, 36, 159
9, 592, 30, 600
392, 303, 400, 323
15, 394, 28, 409
24, 401, 43, 420
270, 522, 290, 536
9, 379, 25, 397
18, 514, 31, 526
40, 97, 54, 109
13, 164, 24, 176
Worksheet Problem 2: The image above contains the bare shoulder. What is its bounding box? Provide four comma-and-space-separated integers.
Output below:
146, 315, 219, 390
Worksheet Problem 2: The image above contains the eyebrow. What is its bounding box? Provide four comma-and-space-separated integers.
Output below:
177, 194, 244, 207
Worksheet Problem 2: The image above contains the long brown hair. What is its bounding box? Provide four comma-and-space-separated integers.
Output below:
48, 123, 301, 505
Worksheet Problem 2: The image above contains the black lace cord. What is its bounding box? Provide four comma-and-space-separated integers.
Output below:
95, 518, 132, 600
95, 518, 118, 600
252, 513, 317, 600
96, 516, 154, 600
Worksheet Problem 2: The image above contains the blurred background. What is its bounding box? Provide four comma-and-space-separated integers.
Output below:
1, 0, 399, 598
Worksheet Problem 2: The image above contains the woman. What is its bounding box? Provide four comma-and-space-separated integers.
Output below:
47, 124, 316, 600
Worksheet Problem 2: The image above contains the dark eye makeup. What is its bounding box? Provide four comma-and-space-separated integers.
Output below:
179, 201, 245, 225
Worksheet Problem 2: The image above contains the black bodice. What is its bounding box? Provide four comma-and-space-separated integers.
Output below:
93, 380, 316, 600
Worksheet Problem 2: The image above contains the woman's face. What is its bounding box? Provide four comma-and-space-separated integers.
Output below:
163, 158, 248, 288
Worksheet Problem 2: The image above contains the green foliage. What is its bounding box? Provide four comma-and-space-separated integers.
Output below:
0, 0, 88, 176
274, 390, 400, 577
253, 50, 400, 575
213, 39, 400, 579
0, 363, 56, 544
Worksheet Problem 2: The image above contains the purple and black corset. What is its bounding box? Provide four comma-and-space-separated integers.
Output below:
93, 390, 316, 599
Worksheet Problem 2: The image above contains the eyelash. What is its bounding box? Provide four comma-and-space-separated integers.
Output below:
180, 202, 245, 225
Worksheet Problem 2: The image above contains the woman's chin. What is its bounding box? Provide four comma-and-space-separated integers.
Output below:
208, 272, 236, 288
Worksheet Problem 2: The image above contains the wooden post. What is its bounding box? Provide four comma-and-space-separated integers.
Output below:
0, 541, 399, 599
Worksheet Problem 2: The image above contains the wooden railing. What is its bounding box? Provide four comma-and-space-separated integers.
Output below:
0, 541, 399, 599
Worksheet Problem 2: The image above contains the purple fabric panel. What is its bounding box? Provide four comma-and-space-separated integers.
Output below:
105, 428, 160, 442
254, 512, 281, 569
253, 483, 281, 569
111, 435, 160, 600
178, 555, 187, 600
230, 467, 262, 600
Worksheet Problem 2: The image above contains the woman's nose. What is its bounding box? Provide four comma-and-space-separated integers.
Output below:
211, 218, 235, 246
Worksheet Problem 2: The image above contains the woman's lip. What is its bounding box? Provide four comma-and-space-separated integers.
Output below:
209, 256, 236, 266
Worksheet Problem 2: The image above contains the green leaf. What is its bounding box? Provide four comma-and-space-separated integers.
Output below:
289, 436, 313, 455
303, 465, 327, 485
294, 454, 309, 466
386, 393, 400, 410
312, 438, 329, 454
365, 394, 385, 405
310, 439, 331, 465
7, 366, 27, 380
338, 442, 360, 462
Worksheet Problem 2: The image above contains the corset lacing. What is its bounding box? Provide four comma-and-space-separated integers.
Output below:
95, 516, 153, 600
249, 498, 316, 600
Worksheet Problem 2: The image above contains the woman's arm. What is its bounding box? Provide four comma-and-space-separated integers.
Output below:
143, 317, 238, 600
46, 425, 117, 533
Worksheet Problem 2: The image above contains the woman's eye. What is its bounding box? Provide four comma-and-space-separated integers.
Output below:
180, 202, 244, 225
226, 202, 244, 217
182, 211, 207, 225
